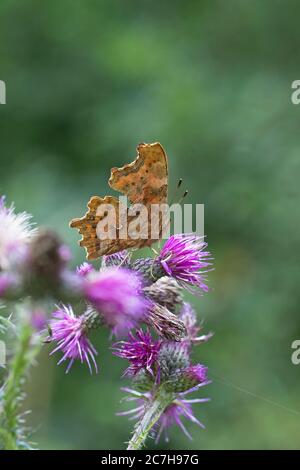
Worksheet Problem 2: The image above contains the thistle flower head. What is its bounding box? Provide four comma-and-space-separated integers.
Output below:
102, 250, 131, 268
76, 262, 94, 277
155, 395, 209, 442
58, 244, 72, 263
26, 230, 69, 280
31, 308, 47, 331
158, 341, 190, 382
157, 234, 212, 294
179, 302, 201, 344
179, 364, 209, 391
157, 342, 209, 393
0, 196, 37, 271
156, 363, 210, 441
0, 272, 17, 297
113, 329, 161, 376
119, 333, 211, 445
84, 267, 147, 336
179, 302, 213, 345
119, 380, 210, 443
0, 196, 6, 210
179, 302, 198, 332
49, 305, 98, 373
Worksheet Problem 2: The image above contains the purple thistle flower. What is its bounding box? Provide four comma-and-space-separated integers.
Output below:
0, 272, 16, 297
155, 395, 209, 443
0, 195, 37, 271
179, 302, 214, 345
182, 364, 208, 388
119, 378, 210, 443
113, 329, 161, 376
49, 305, 98, 373
31, 308, 47, 331
77, 262, 94, 277
157, 234, 212, 294
84, 267, 147, 336
0, 195, 6, 211
179, 302, 200, 339
58, 244, 72, 263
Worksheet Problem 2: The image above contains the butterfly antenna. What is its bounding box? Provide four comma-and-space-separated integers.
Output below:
169, 178, 183, 206
178, 189, 188, 205
161, 180, 188, 243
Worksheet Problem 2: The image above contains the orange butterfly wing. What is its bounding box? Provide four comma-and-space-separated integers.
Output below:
109, 142, 168, 205
70, 142, 168, 260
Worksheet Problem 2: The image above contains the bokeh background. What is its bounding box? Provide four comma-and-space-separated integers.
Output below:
1, 0, 300, 450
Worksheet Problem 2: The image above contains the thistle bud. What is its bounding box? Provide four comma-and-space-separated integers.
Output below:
132, 369, 155, 392
146, 304, 186, 341
101, 250, 131, 268
144, 277, 183, 313
131, 257, 165, 285
157, 342, 190, 382
81, 308, 104, 332
25, 230, 70, 295
165, 364, 208, 393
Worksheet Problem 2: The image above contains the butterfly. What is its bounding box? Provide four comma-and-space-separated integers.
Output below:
70, 142, 169, 260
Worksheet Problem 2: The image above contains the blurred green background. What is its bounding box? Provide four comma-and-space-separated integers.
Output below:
1, 0, 300, 450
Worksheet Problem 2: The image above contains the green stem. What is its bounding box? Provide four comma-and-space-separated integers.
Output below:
1, 317, 40, 450
127, 390, 174, 450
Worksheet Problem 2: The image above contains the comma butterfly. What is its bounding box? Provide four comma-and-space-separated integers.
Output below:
70, 142, 168, 260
